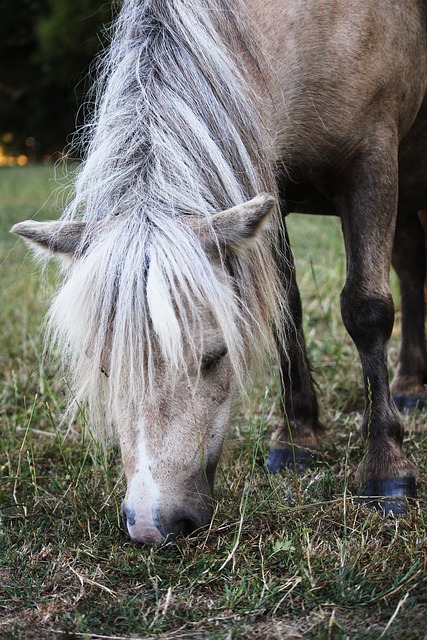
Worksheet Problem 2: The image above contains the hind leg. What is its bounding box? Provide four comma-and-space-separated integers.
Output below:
391, 212, 427, 412
266, 224, 324, 473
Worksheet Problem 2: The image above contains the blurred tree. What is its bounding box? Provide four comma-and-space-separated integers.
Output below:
0, 0, 113, 159
0, 0, 46, 156
36, 0, 112, 88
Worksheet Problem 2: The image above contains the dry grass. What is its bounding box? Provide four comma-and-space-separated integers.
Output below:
1, 165, 426, 640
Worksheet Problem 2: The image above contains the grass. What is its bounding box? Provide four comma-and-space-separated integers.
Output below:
1, 165, 426, 640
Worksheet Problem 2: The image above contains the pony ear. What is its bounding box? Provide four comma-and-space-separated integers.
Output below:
11, 220, 87, 260
213, 193, 275, 242
193, 193, 276, 252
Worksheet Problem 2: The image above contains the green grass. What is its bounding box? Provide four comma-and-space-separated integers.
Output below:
1, 165, 426, 640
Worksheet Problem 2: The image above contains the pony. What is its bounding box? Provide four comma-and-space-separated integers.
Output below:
12, 0, 427, 544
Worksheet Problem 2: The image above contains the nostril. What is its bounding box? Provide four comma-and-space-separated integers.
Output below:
121, 504, 136, 530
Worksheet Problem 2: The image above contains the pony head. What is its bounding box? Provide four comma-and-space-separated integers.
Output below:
12, 193, 279, 544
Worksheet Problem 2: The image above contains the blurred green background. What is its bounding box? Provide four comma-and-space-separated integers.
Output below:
0, 0, 113, 164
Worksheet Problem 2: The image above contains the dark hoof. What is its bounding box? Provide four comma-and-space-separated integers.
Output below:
359, 476, 417, 515
266, 447, 318, 474
393, 394, 426, 414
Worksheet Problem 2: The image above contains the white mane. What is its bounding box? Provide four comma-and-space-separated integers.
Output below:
50, 0, 289, 438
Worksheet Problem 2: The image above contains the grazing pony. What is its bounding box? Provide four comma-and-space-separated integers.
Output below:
13, 0, 427, 543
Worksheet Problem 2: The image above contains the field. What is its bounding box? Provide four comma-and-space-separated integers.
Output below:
1, 165, 426, 639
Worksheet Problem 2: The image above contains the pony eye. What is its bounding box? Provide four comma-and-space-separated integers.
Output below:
201, 346, 228, 373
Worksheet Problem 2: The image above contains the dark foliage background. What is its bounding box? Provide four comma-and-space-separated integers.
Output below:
0, 0, 113, 159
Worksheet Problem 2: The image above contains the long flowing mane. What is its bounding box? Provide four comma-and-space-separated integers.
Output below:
50, 0, 289, 437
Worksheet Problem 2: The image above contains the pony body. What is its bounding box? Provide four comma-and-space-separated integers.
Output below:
13, 0, 427, 541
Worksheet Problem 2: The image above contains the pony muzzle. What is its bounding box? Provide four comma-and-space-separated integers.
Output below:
121, 502, 209, 544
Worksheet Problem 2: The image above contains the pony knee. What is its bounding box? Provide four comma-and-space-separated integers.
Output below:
340, 288, 394, 350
